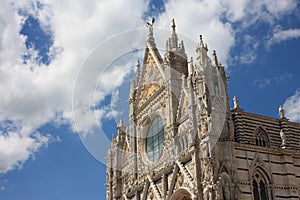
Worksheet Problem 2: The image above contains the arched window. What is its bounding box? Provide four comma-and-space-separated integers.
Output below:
171, 188, 192, 200
255, 127, 269, 147
252, 170, 269, 200
146, 116, 164, 162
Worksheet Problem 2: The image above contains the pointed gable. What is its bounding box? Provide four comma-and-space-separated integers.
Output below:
138, 47, 164, 105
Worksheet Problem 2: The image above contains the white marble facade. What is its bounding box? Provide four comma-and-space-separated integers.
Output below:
106, 19, 300, 200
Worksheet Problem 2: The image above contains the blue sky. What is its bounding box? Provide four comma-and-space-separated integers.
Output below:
0, 0, 300, 199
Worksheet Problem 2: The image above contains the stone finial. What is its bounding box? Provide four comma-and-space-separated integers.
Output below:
279, 105, 285, 119
212, 50, 218, 66
199, 35, 208, 51
199, 35, 204, 47
170, 18, 178, 49
233, 96, 240, 109
117, 115, 127, 134
172, 18, 176, 31
181, 40, 185, 53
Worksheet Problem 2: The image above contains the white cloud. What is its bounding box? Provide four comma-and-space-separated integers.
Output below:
252, 73, 293, 88
254, 0, 293, 22
223, 0, 297, 25
156, 0, 235, 65
265, 0, 297, 19
0, 0, 147, 173
0, 131, 52, 173
156, 0, 297, 65
284, 89, 300, 122
267, 29, 300, 46
0, 0, 298, 172
275, 73, 293, 83
238, 35, 259, 64
0, 179, 7, 191
253, 78, 272, 88
222, 0, 297, 64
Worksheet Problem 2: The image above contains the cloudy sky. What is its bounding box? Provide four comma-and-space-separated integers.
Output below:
0, 0, 299, 199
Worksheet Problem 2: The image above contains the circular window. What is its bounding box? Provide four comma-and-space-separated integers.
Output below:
146, 116, 164, 162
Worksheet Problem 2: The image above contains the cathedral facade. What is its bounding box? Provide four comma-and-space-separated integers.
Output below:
106, 19, 300, 200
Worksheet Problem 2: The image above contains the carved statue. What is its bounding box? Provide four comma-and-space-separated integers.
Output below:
280, 129, 287, 146
279, 105, 285, 118
233, 96, 239, 109
146, 18, 155, 28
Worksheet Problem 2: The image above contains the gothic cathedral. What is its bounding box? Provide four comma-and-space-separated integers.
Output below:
106, 19, 300, 200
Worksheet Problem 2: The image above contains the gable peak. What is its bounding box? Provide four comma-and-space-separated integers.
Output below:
146, 17, 155, 45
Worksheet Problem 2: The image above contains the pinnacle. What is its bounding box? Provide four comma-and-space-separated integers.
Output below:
118, 115, 125, 128
172, 18, 176, 31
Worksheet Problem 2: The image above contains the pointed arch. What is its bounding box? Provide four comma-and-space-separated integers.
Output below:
170, 188, 193, 200
251, 167, 272, 200
254, 126, 270, 147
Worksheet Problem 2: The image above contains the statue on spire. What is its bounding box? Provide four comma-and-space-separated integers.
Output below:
233, 96, 240, 109
146, 17, 155, 28
146, 18, 155, 43
279, 105, 285, 119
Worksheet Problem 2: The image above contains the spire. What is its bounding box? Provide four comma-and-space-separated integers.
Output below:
212, 50, 218, 66
199, 35, 205, 48
117, 114, 127, 134
279, 105, 285, 119
170, 18, 178, 50
199, 35, 208, 51
118, 115, 125, 128
172, 18, 176, 32
196, 35, 208, 64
